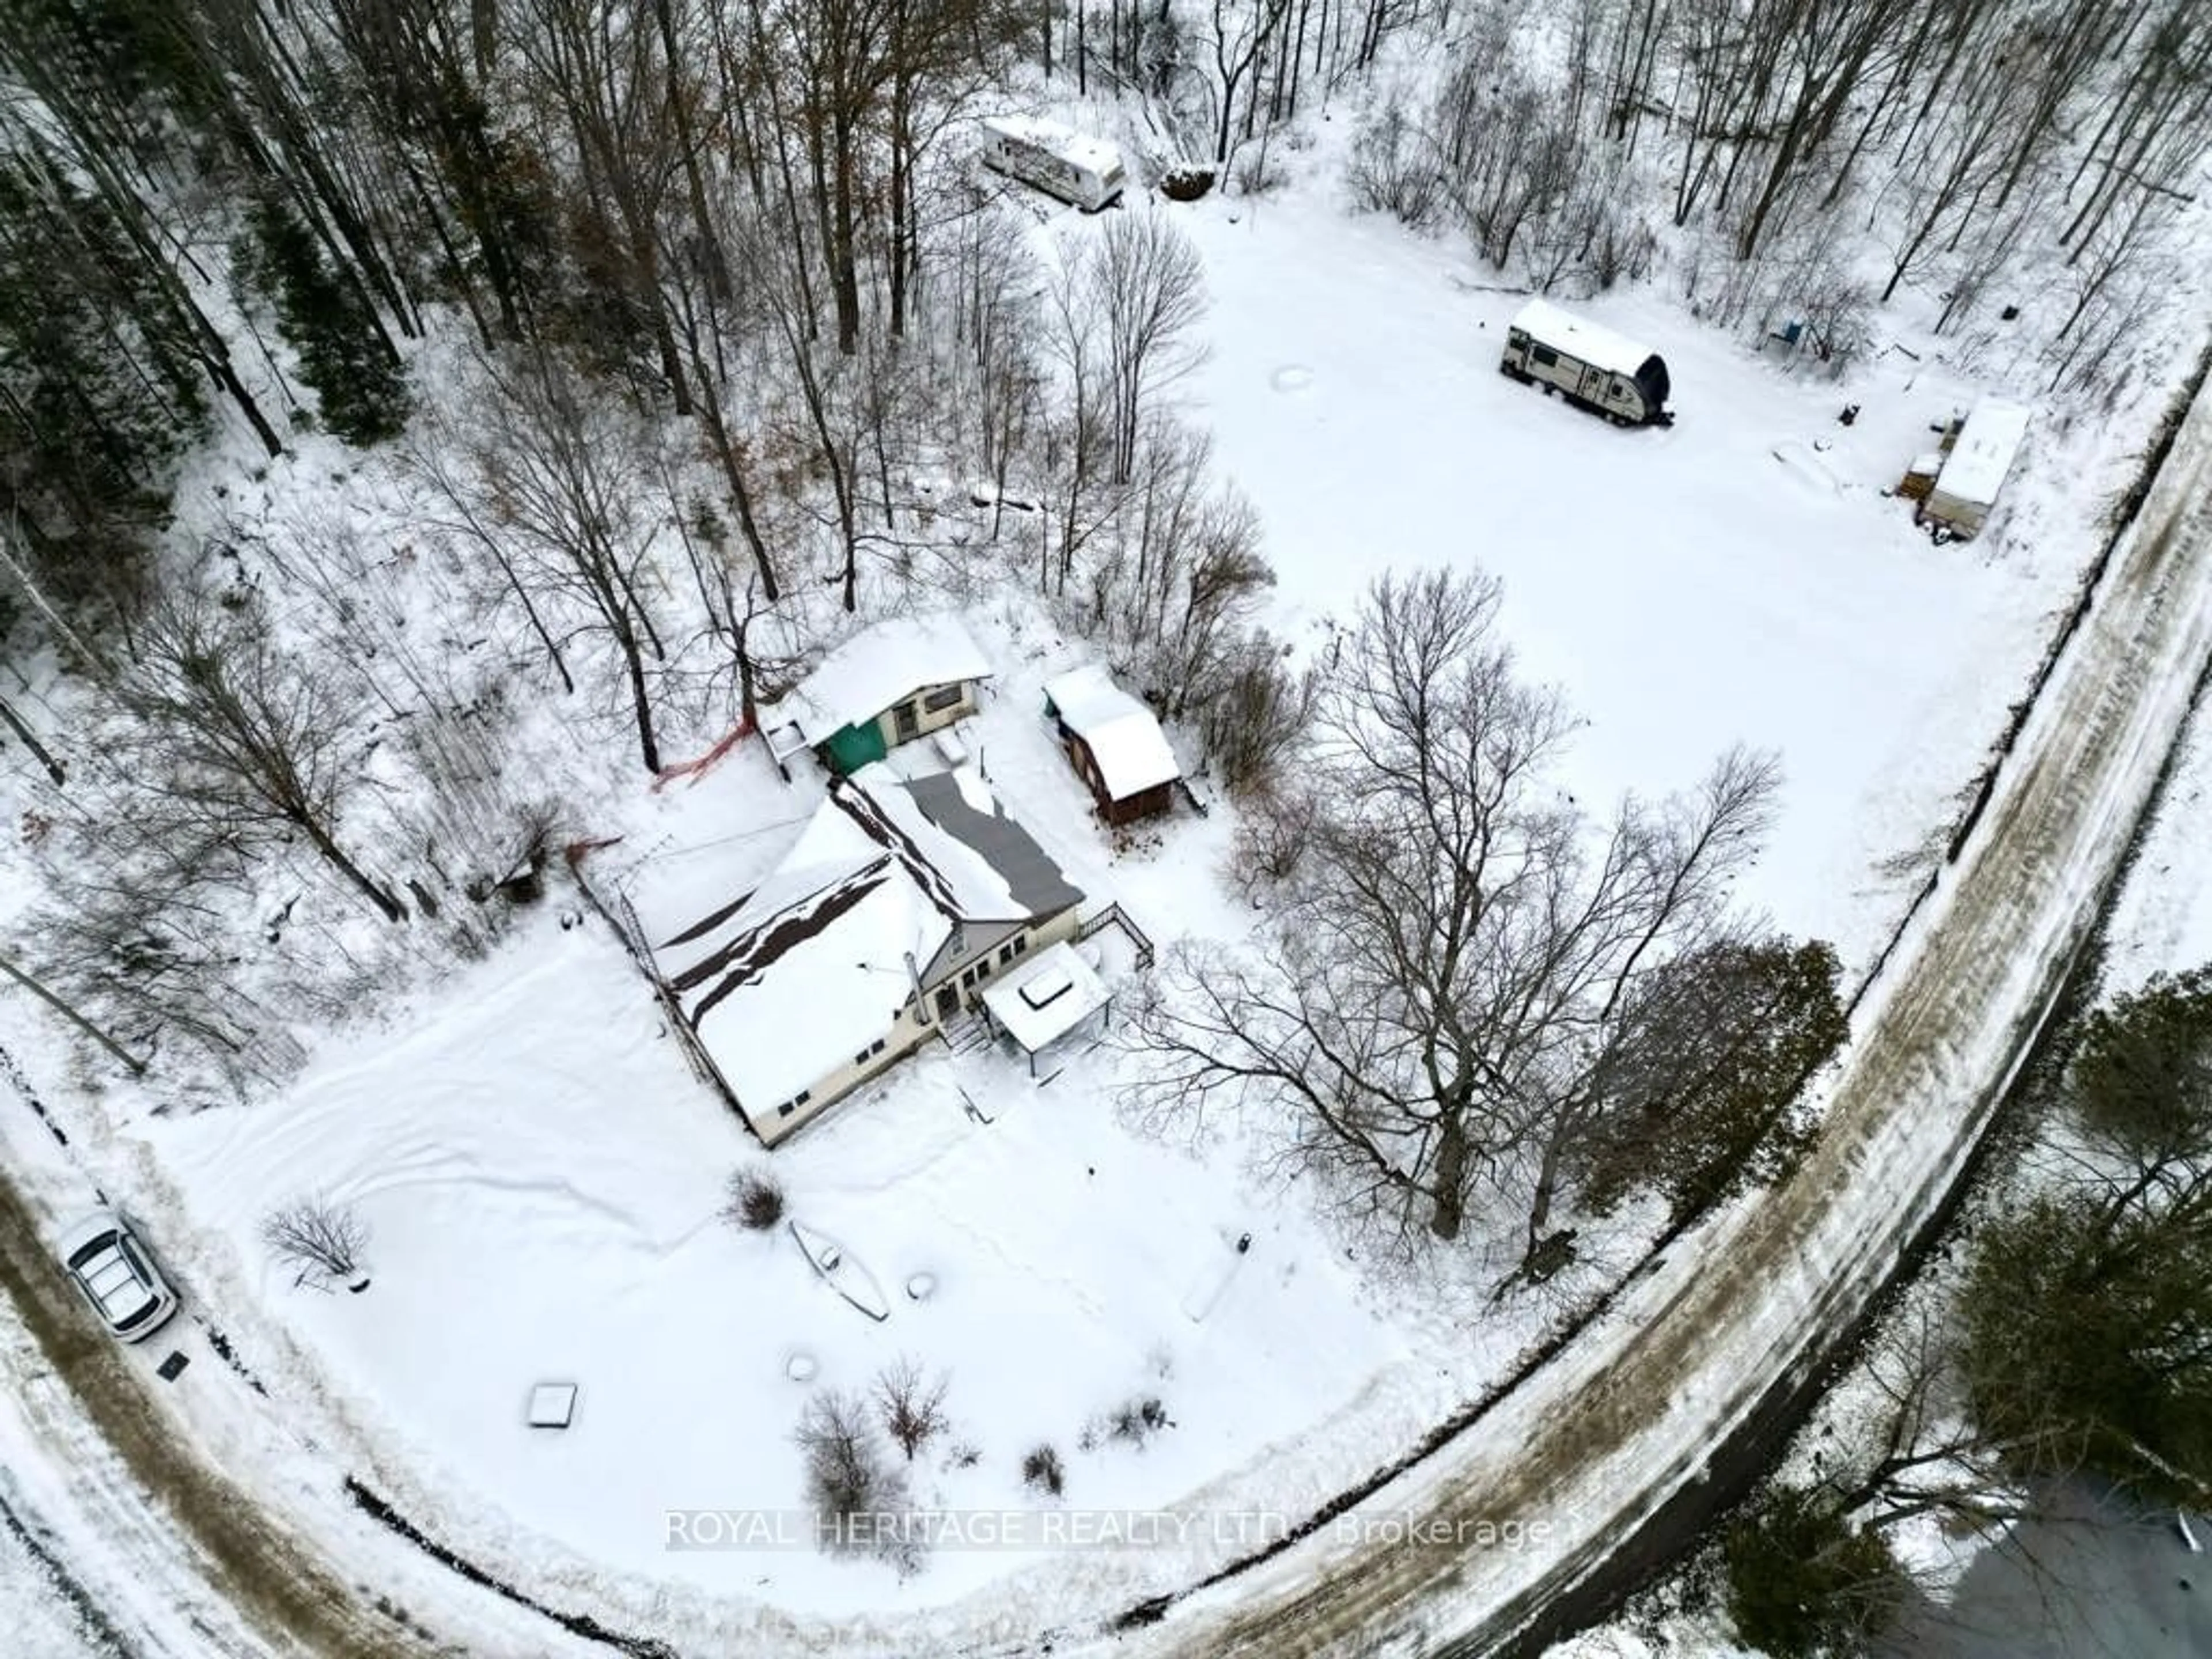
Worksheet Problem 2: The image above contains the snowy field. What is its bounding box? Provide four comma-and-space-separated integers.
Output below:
75, 143, 2202, 1638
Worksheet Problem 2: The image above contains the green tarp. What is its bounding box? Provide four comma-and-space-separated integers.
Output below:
823, 719, 887, 774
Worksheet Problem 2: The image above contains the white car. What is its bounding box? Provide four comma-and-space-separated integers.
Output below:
57, 1210, 179, 1342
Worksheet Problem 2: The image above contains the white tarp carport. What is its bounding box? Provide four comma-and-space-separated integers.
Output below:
979, 941, 1111, 1076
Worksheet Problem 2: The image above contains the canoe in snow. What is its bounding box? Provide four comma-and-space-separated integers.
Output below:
787, 1221, 891, 1322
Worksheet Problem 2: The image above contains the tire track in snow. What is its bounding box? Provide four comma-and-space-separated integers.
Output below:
0, 1473, 135, 1657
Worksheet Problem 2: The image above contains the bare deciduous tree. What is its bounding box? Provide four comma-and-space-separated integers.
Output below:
796, 1389, 922, 1569
1137, 568, 1778, 1253
419, 350, 673, 771
1066, 213, 1209, 486
118, 589, 405, 923
874, 1355, 951, 1460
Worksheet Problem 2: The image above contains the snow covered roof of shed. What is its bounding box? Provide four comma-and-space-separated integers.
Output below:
839, 763, 1084, 924
1043, 665, 1181, 799
1931, 398, 2031, 510
979, 113, 1123, 176
645, 803, 949, 1113
783, 614, 993, 743
1508, 298, 1658, 379
980, 940, 1110, 1055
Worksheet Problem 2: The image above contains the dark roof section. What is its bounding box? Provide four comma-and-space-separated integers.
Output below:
902, 771, 1084, 920
831, 783, 963, 918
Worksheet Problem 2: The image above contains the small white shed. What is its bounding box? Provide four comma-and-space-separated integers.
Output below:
1919, 399, 2031, 540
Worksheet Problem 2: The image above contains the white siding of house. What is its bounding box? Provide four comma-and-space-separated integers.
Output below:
870, 680, 978, 750
744, 902, 1083, 1146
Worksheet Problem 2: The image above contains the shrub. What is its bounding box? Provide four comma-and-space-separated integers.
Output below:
1230, 779, 1322, 896
723, 1167, 786, 1232
1232, 147, 1286, 198
1108, 1395, 1171, 1448
874, 1357, 951, 1461
795, 1391, 921, 1571
1347, 97, 1445, 229
1195, 630, 1315, 791
1159, 164, 1216, 203
262, 1196, 372, 1292
1722, 1486, 1906, 1658
1021, 1444, 1066, 1497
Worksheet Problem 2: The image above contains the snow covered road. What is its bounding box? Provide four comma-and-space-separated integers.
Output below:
1094, 370, 2212, 1654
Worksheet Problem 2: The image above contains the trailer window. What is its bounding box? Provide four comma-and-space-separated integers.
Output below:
1531, 345, 1558, 368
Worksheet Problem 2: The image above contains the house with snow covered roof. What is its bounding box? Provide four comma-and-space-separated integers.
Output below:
774, 613, 993, 776
1042, 665, 1181, 825
641, 762, 1084, 1143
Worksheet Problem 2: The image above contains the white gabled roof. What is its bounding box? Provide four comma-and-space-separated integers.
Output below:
646, 804, 949, 1114
980, 113, 1123, 176
1043, 665, 1181, 800
641, 762, 1082, 1116
980, 940, 1111, 1055
1932, 398, 2032, 511
1508, 298, 1656, 380
784, 614, 993, 743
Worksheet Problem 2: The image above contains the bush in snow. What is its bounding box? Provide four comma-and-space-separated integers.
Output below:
1158, 164, 1215, 202
1721, 1484, 1906, 1657
1108, 1395, 1171, 1448
1347, 95, 1445, 230
722, 1167, 786, 1232
1229, 778, 1321, 897
262, 1196, 372, 1292
874, 1356, 951, 1461
1195, 630, 1314, 793
1021, 1443, 1066, 1498
795, 1391, 921, 1571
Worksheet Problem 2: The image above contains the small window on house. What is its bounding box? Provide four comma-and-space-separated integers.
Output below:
871, 1038, 886, 1056
998, 942, 1018, 965
922, 684, 965, 713
794, 1089, 811, 1105
1013, 935, 1029, 956
1532, 344, 1559, 368
777, 1102, 796, 1119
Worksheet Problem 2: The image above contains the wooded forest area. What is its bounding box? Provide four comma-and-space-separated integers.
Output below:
0, 0, 2208, 1089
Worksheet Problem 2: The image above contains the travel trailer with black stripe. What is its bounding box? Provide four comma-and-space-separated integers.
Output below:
1500, 299, 1674, 427
978, 115, 1127, 213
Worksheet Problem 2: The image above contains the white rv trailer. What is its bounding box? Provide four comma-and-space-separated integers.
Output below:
979, 115, 1126, 212
1500, 298, 1673, 427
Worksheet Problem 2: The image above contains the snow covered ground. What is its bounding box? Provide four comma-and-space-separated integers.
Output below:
0, 1510, 112, 1659
12, 125, 2202, 1653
